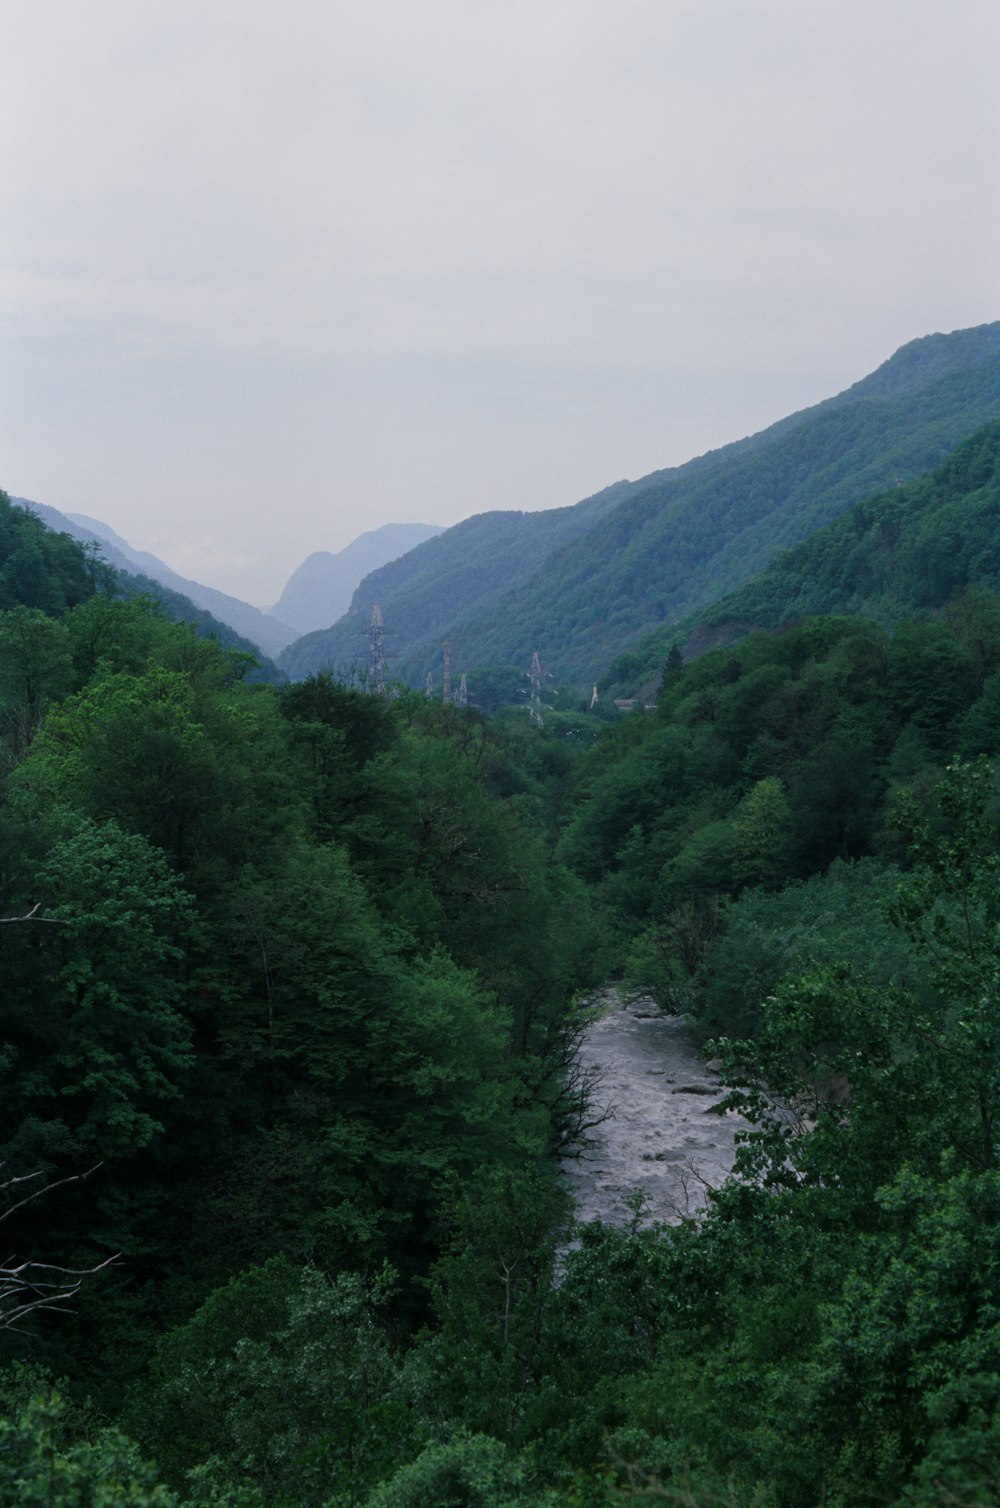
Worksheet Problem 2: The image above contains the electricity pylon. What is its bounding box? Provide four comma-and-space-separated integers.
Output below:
368, 603, 385, 695
529, 650, 544, 727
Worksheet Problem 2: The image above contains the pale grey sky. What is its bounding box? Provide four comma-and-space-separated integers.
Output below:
3, 0, 998, 603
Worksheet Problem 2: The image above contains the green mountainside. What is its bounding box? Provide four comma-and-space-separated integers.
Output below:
14, 497, 297, 659
0, 489, 96, 614
280, 322, 1000, 692
662, 418, 1000, 654
2, 491, 282, 682
431, 336, 1000, 689
114, 568, 285, 682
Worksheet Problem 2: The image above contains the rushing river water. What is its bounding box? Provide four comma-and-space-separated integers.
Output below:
561, 990, 753, 1228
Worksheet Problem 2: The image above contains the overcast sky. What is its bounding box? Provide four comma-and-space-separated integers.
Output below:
3, 1, 999, 604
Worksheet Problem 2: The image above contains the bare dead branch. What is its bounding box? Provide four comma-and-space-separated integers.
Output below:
0, 903, 68, 925
1, 1252, 121, 1332
0, 1165, 119, 1332
0, 1163, 105, 1226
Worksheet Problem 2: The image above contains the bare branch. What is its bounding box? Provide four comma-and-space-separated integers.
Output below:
0, 903, 68, 925
0, 1165, 119, 1332
0, 1163, 104, 1226
0, 1252, 121, 1332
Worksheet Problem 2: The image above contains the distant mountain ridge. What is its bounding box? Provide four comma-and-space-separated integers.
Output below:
278, 321, 1000, 690
13, 499, 297, 660
3, 491, 284, 679
269, 522, 443, 634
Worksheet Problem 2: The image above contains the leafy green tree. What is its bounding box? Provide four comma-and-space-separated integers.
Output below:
0, 491, 95, 615
174, 832, 538, 1284
0, 811, 195, 1173
411, 1169, 571, 1444
625, 897, 722, 1015
957, 666, 1000, 756
0, 606, 73, 764
694, 858, 914, 1039
731, 777, 792, 890
17, 665, 299, 886
657, 821, 739, 908
788, 726, 880, 868
366, 1433, 545, 1508
657, 644, 685, 696
887, 756, 1000, 1169
0, 1391, 179, 1507
711, 759, 1000, 1209
780, 1164, 1000, 1506
887, 620, 978, 748
136, 1257, 409, 1507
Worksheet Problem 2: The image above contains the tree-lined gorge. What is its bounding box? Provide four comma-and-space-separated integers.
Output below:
7, 326, 1000, 1504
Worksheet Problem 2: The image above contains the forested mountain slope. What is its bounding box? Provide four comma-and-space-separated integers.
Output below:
0, 490, 96, 614
665, 418, 1000, 651
429, 337, 1000, 688
114, 568, 285, 682
2, 491, 282, 681
0, 502, 604, 1497
281, 322, 1000, 690
14, 497, 297, 658
278, 478, 636, 680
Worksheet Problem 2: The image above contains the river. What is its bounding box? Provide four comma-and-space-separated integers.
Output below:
561, 989, 753, 1228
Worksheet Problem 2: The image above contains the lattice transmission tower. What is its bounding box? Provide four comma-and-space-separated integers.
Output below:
368, 603, 385, 696
529, 650, 544, 727
455, 673, 468, 708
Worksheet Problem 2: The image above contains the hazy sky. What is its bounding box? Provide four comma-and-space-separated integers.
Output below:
3, 1, 999, 604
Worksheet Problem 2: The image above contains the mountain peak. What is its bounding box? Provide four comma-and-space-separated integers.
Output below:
270, 522, 443, 635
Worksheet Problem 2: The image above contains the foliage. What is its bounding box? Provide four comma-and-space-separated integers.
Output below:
0, 1390, 179, 1506
0, 492, 95, 616
560, 604, 1000, 1004
365, 1433, 544, 1508
134, 1258, 410, 1506
681, 418, 1000, 652
15, 397, 1000, 1505
0, 590, 597, 1414
692, 857, 914, 1038
7, 812, 195, 1157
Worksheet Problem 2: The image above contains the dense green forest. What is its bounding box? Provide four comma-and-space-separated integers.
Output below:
655, 417, 1000, 659
113, 567, 286, 684
7, 453, 1000, 1508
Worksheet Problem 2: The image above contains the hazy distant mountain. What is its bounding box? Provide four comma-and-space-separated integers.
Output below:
279, 321, 1000, 691
270, 522, 443, 635
13, 501, 297, 660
